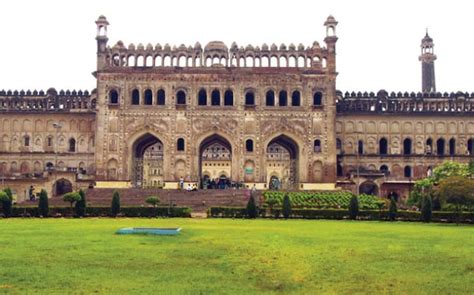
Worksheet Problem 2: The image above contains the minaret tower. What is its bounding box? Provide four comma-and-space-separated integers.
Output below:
419, 30, 437, 92
95, 15, 109, 71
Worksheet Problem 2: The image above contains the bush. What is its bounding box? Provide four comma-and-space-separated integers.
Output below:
75, 189, 86, 217
262, 191, 381, 210
207, 207, 474, 223
111, 191, 120, 217
246, 195, 258, 219
63, 192, 81, 207
1, 188, 13, 217
11, 206, 192, 218
38, 189, 49, 217
145, 196, 160, 207
348, 195, 359, 220
282, 194, 292, 219
421, 195, 432, 222
388, 197, 397, 221
432, 197, 441, 211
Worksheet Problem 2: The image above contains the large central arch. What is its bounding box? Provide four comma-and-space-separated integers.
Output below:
199, 134, 232, 189
266, 134, 299, 190
132, 133, 164, 188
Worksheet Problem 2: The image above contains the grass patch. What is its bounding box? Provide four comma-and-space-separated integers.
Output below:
0, 219, 472, 294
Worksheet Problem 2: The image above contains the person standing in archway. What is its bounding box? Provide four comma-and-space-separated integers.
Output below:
179, 177, 184, 190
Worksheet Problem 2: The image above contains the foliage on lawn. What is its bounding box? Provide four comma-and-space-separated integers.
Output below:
263, 191, 380, 210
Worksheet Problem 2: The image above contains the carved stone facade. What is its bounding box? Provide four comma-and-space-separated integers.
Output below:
0, 16, 473, 201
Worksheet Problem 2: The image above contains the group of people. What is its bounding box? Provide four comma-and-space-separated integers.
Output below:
178, 176, 247, 190
202, 177, 232, 189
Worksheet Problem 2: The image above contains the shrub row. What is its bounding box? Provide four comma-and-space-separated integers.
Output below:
9, 206, 192, 218
208, 207, 474, 223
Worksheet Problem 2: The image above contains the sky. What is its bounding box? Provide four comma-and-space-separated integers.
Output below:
0, 0, 472, 93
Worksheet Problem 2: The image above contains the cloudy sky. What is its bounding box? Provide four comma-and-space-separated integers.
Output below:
0, 0, 471, 92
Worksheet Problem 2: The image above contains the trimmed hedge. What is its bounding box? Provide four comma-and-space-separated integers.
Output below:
208, 207, 474, 223
10, 206, 192, 218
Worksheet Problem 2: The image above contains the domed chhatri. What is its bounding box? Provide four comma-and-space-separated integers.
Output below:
204, 41, 229, 53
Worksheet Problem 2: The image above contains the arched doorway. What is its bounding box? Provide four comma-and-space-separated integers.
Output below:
132, 133, 164, 188
359, 181, 379, 196
266, 135, 298, 190
199, 134, 232, 189
54, 178, 72, 196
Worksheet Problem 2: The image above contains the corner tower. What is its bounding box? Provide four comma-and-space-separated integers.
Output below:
419, 31, 437, 92
95, 15, 109, 71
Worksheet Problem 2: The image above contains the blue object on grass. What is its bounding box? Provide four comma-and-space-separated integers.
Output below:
116, 227, 182, 235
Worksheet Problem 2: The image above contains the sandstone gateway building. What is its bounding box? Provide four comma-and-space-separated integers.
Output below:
1, 16, 473, 201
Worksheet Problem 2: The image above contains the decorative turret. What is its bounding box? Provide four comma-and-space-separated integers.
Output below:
419, 30, 437, 92
95, 15, 109, 70
324, 15, 338, 73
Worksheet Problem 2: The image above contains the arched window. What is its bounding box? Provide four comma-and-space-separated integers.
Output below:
177, 138, 185, 151
24, 135, 30, 147
144, 89, 153, 105
449, 138, 456, 156
266, 90, 275, 106
336, 138, 342, 154
198, 89, 207, 106
426, 138, 433, 155
69, 138, 76, 152
211, 89, 220, 106
109, 89, 119, 104
245, 91, 255, 106
224, 90, 233, 106
245, 139, 253, 152
47, 136, 53, 147
437, 138, 445, 156
380, 165, 389, 174
404, 165, 412, 178
468, 138, 474, 155
157, 89, 166, 105
314, 139, 321, 153
176, 90, 186, 105
131, 89, 140, 105
358, 140, 364, 155
291, 90, 301, 106
379, 138, 388, 155
403, 138, 412, 155
279, 90, 288, 106
313, 92, 323, 106
337, 164, 343, 177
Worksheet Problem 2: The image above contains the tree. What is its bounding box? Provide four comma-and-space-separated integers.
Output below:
438, 176, 474, 224
111, 191, 121, 217
246, 195, 258, 219
146, 196, 160, 207
421, 195, 432, 223
75, 189, 86, 217
1, 188, 13, 217
432, 161, 470, 183
282, 194, 292, 219
375, 200, 385, 219
265, 198, 278, 218
146, 196, 160, 217
348, 195, 359, 220
63, 192, 81, 216
38, 189, 49, 217
388, 197, 397, 221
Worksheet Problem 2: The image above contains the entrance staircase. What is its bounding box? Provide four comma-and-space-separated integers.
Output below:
21, 188, 262, 213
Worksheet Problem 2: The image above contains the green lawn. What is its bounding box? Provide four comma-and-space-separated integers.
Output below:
0, 219, 472, 294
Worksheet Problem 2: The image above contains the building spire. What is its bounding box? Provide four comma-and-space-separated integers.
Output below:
419, 30, 437, 92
